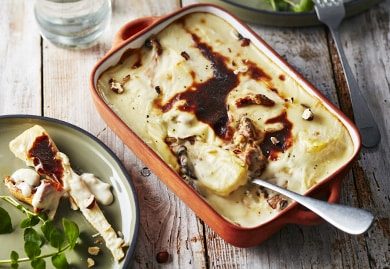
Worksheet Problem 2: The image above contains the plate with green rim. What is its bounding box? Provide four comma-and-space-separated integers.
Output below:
201, 0, 383, 27
0, 115, 139, 269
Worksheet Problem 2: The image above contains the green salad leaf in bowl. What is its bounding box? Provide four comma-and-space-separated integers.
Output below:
267, 0, 314, 12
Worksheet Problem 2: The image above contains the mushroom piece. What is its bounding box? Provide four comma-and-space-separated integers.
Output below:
230, 117, 267, 178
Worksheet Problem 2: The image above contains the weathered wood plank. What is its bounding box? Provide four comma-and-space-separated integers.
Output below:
328, 1, 390, 268
42, 0, 207, 268
0, 0, 41, 115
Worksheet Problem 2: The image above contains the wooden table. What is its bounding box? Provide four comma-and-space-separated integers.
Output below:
1, 0, 389, 268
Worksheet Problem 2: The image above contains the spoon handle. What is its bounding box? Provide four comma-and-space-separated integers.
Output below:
252, 179, 374, 234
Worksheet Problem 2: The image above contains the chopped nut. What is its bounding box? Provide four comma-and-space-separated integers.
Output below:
302, 108, 314, 121
235, 94, 275, 108
87, 257, 95, 268
270, 136, 279, 145
156, 251, 170, 263
233, 65, 248, 75
88, 246, 101, 256
267, 195, 288, 210
180, 51, 190, 60
109, 79, 124, 94
122, 74, 131, 83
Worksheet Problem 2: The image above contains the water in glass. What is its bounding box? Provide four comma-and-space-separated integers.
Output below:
34, 0, 111, 48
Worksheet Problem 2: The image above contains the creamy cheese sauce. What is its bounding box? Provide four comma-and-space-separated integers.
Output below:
32, 181, 63, 219
97, 13, 354, 227
11, 168, 40, 197
81, 173, 114, 206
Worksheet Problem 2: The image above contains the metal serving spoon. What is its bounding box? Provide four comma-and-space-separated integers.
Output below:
252, 179, 374, 234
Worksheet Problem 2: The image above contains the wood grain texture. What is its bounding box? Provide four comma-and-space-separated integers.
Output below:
328, 1, 390, 268
0, 0, 41, 115
1, 0, 389, 268
42, 0, 206, 268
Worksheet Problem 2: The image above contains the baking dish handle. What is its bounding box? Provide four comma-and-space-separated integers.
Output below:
283, 179, 341, 225
112, 16, 160, 49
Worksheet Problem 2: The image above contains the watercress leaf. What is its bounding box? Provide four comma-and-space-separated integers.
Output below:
0, 206, 13, 234
41, 220, 54, 241
24, 228, 44, 247
30, 215, 40, 226
31, 258, 46, 269
38, 212, 48, 221
62, 218, 79, 249
21, 216, 39, 228
20, 218, 32, 228
10, 251, 19, 269
24, 241, 41, 259
10, 250, 19, 261
52, 253, 69, 269
49, 227, 64, 250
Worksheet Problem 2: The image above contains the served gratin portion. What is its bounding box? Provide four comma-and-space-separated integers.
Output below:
97, 12, 354, 227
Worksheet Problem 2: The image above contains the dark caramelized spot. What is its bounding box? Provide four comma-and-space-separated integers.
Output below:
237, 32, 250, 47
155, 86, 161, 94
160, 33, 239, 140
260, 112, 293, 161
269, 88, 278, 94
190, 70, 196, 79
28, 135, 63, 186
245, 60, 271, 81
235, 94, 275, 108
144, 37, 162, 55
241, 38, 250, 47
132, 55, 142, 69
181, 51, 190, 60
154, 39, 163, 55
119, 48, 136, 64
279, 74, 286, 81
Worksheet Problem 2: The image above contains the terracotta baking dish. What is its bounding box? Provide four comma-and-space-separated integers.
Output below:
90, 4, 361, 247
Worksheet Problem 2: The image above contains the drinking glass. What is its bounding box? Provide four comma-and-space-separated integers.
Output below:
34, 0, 111, 48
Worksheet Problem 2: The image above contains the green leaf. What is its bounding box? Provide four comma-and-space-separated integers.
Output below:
41, 220, 54, 241
10, 250, 19, 269
38, 212, 48, 221
20, 215, 40, 228
49, 227, 65, 250
52, 253, 69, 269
0, 206, 13, 234
291, 0, 314, 12
24, 241, 41, 259
24, 228, 44, 247
31, 258, 46, 269
62, 218, 79, 249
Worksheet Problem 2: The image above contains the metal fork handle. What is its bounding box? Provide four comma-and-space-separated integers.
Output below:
330, 28, 381, 148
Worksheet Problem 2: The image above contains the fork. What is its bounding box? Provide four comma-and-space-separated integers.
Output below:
313, 0, 381, 148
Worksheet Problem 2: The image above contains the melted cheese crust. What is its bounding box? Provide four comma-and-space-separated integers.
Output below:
97, 13, 354, 227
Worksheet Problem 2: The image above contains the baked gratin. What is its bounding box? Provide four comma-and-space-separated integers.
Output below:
97, 12, 354, 227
